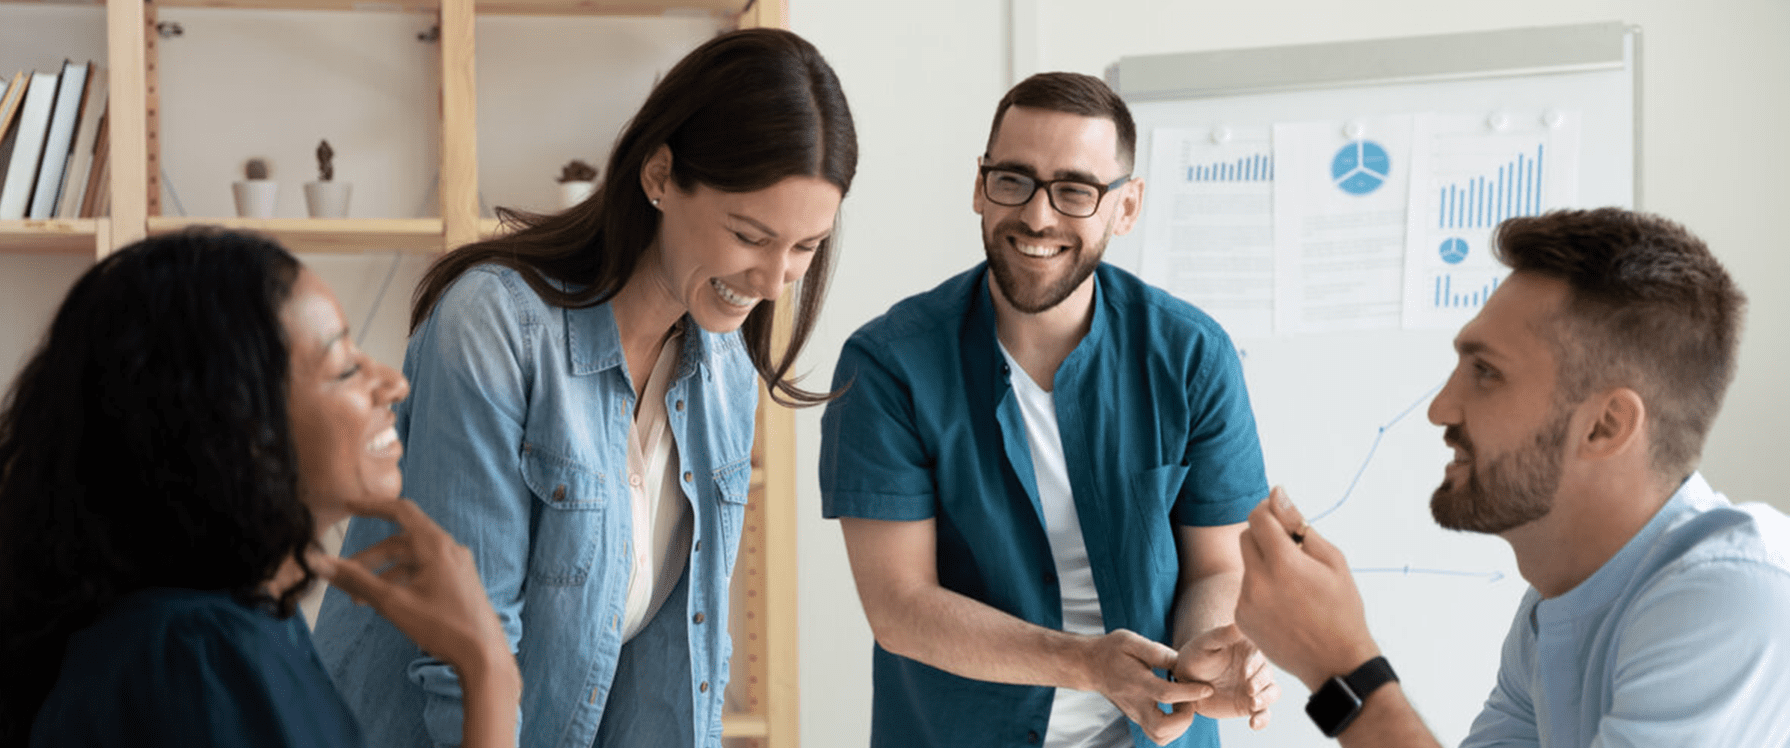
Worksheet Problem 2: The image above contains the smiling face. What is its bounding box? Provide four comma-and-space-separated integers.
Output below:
1427, 272, 1578, 534
283, 269, 409, 528
637, 150, 842, 334
974, 106, 1141, 314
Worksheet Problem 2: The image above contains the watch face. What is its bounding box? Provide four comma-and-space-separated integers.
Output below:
1306, 677, 1363, 738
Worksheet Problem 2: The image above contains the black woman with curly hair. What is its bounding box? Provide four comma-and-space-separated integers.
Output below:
0, 229, 519, 748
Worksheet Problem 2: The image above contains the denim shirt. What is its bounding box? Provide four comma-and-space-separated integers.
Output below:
314, 265, 759, 748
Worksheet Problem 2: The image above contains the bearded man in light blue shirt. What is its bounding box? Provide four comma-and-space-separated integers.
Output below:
1236, 207, 1790, 747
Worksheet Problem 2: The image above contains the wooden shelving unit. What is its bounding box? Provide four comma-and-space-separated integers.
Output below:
0, 1, 799, 745
0, 219, 107, 254
144, 217, 447, 253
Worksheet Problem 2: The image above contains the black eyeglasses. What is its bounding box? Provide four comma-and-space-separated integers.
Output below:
979, 165, 1131, 219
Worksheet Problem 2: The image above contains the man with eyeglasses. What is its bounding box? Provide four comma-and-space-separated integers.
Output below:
820, 72, 1278, 748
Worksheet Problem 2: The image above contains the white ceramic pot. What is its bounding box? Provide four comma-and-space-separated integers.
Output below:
559, 180, 596, 210
232, 180, 278, 218
305, 180, 352, 218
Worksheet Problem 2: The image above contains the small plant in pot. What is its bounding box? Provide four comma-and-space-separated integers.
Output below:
304, 139, 352, 218
233, 157, 277, 218
556, 159, 598, 210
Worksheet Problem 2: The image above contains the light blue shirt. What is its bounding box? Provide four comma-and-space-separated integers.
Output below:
1463, 472, 1790, 747
314, 265, 759, 748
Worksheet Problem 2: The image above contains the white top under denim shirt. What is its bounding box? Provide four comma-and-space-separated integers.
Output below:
1462, 472, 1790, 748
313, 265, 758, 748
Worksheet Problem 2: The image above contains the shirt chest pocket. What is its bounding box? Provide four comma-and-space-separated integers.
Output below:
520, 443, 608, 586
1127, 462, 1190, 575
711, 457, 752, 573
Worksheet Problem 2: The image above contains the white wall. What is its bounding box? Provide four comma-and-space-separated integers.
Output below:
5, 1, 1787, 745
791, 0, 1790, 745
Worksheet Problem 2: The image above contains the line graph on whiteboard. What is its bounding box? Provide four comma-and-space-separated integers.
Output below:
1306, 380, 1510, 584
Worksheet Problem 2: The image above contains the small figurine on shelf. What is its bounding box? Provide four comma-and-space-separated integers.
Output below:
304, 139, 352, 218
556, 159, 598, 210
232, 157, 277, 218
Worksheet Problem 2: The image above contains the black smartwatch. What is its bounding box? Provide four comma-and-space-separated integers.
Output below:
1305, 655, 1398, 738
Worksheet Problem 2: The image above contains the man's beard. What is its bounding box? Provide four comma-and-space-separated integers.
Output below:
982, 217, 1108, 314
1431, 410, 1570, 534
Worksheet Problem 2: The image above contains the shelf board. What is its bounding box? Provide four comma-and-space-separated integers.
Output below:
142, 0, 747, 16
146, 217, 447, 254
0, 219, 103, 256
721, 713, 769, 738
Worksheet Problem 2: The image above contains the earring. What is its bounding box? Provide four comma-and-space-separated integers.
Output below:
651, 198, 661, 208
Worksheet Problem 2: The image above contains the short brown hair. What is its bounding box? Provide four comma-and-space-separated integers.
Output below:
986, 72, 1137, 171
1493, 207, 1746, 480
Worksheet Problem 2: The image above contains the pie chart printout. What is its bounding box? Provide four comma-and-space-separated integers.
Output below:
1333, 140, 1391, 195
1439, 237, 1469, 264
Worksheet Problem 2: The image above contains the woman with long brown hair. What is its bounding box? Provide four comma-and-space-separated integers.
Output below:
314, 27, 857, 748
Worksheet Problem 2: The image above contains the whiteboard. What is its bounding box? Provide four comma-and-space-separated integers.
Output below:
1104, 23, 1638, 747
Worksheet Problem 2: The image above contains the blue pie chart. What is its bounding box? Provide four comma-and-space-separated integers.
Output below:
1439, 237, 1469, 264
1332, 140, 1390, 195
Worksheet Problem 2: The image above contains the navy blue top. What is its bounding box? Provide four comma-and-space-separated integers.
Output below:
31, 587, 363, 748
820, 262, 1269, 748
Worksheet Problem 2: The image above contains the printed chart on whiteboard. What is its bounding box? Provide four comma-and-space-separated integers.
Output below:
1271, 117, 1413, 335
1139, 126, 1276, 339
1402, 112, 1581, 329
1137, 110, 1585, 340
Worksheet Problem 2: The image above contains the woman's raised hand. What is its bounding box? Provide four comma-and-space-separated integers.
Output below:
312, 497, 520, 748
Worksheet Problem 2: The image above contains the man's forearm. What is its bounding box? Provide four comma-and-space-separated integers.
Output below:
1336, 683, 1444, 748
1173, 570, 1242, 647
869, 580, 1102, 690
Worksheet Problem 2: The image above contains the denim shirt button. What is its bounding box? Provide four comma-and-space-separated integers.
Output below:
675, 400, 685, 411
683, 471, 693, 483
552, 485, 566, 501
694, 539, 702, 552
692, 612, 705, 624
699, 681, 710, 693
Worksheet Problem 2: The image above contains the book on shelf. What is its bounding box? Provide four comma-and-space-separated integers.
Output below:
0, 69, 60, 220
55, 65, 107, 220
83, 113, 109, 219
0, 70, 28, 133
29, 60, 93, 220
0, 69, 32, 202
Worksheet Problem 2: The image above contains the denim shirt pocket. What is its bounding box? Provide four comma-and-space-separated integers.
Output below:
711, 457, 752, 572
520, 442, 607, 586
1128, 462, 1191, 576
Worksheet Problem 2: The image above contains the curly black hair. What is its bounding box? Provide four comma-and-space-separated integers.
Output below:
0, 229, 316, 744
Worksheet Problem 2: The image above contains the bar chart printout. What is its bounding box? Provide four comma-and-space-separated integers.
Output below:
1403, 112, 1581, 329
1140, 126, 1276, 339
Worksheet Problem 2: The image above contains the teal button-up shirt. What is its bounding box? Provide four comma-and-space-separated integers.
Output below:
821, 262, 1268, 748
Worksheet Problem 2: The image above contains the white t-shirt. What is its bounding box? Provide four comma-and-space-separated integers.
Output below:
620, 330, 693, 641
1000, 344, 1131, 748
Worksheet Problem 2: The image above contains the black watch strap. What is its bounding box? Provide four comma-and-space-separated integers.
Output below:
1342, 655, 1398, 699
1305, 655, 1398, 738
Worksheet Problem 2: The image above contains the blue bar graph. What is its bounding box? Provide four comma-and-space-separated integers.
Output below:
1438, 144, 1545, 229
1432, 274, 1502, 309
1186, 153, 1274, 183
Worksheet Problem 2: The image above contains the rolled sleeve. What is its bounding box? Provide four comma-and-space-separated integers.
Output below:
820, 333, 937, 522
1171, 325, 1267, 528
395, 268, 538, 746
